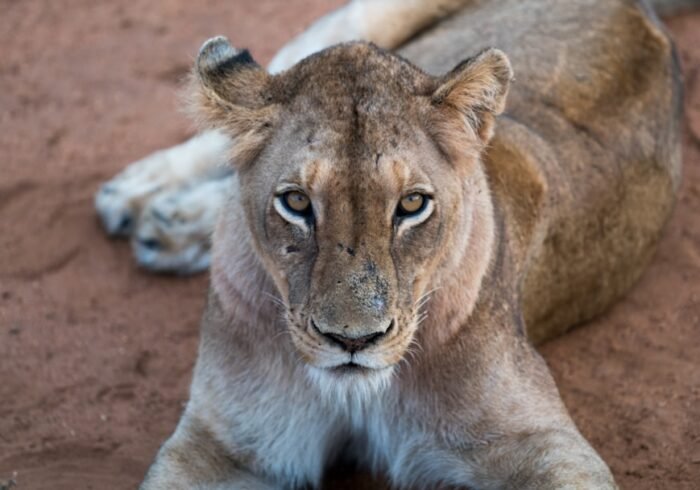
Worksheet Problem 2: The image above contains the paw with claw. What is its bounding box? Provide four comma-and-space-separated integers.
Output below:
95, 130, 230, 237
131, 177, 232, 275
95, 131, 232, 273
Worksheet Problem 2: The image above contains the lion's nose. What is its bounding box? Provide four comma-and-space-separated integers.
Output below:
313, 319, 393, 352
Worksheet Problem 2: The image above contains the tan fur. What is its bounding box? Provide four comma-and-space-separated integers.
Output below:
141, 0, 681, 488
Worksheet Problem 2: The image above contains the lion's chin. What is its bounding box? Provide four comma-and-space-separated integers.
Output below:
328, 362, 374, 375
305, 364, 395, 409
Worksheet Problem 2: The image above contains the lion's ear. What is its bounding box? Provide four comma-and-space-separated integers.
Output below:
430, 48, 512, 150
189, 36, 278, 168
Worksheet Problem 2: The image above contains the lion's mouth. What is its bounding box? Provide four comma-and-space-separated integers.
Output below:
326, 361, 396, 380
330, 362, 370, 375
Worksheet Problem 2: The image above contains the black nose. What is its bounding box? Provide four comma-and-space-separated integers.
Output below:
323, 331, 386, 352
314, 319, 393, 352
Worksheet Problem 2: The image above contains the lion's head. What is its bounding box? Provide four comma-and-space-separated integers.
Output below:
194, 38, 511, 394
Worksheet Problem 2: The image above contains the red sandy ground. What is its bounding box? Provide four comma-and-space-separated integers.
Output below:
1, 1, 699, 489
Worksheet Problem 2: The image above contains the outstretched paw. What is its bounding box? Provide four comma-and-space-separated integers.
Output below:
95, 153, 169, 236
95, 131, 231, 236
131, 177, 232, 275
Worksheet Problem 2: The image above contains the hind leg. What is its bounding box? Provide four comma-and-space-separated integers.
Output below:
268, 0, 474, 73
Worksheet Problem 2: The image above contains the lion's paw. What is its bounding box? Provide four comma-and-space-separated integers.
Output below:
95, 131, 231, 236
95, 151, 172, 236
131, 177, 232, 275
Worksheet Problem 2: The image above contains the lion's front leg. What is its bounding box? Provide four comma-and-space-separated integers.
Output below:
141, 415, 276, 490
391, 341, 618, 490
452, 356, 618, 490
388, 425, 616, 490
460, 428, 617, 490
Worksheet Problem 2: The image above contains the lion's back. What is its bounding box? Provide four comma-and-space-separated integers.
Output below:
400, 0, 682, 342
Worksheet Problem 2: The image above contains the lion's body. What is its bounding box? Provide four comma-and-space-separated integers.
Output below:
136, 1, 682, 489
396, 0, 681, 342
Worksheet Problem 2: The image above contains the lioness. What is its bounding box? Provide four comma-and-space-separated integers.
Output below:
132, 0, 682, 488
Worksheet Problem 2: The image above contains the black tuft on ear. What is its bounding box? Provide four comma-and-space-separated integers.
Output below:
189, 36, 278, 168
194, 36, 268, 110
196, 37, 257, 85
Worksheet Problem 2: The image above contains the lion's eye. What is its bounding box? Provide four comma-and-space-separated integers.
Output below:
284, 191, 311, 215
397, 193, 426, 216
274, 188, 314, 231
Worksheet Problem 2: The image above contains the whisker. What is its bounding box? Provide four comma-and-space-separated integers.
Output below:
403, 347, 418, 363
413, 286, 442, 309
416, 313, 430, 328
415, 296, 431, 310
262, 291, 287, 310
272, 328, 291, 342
409, 335, 424, 353
398, 347, 419, 372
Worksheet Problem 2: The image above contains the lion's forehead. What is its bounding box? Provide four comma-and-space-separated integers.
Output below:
275, 42, 434, 106
279, 110, 434, 188
296, 153, 414, 194
281, 99, 424, 161
275, 47, 432, 152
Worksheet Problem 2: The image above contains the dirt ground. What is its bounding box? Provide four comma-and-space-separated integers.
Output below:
1, 1, 699, 489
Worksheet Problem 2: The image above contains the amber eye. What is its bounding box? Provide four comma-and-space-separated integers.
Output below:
283, 191, 311, 215
397, 193, 426, 216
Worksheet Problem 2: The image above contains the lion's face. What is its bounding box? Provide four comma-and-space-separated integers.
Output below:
243, 114, 466, 382
193, 39, 511, 389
